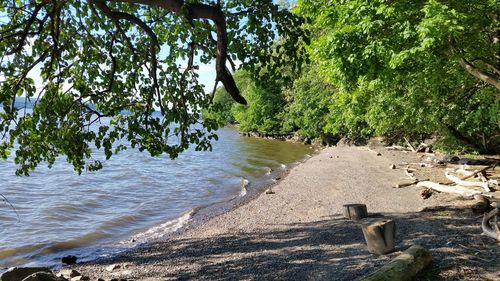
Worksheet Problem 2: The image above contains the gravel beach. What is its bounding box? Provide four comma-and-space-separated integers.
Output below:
74, 145, 500, 280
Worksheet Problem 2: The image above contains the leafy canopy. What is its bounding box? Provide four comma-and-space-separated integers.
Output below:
294, 0, 499, 151
0, 0, 306, 175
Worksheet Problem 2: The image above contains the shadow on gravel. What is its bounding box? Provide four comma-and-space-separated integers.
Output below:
85, 206, 499, 281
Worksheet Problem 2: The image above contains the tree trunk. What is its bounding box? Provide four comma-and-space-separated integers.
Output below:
359, 245, 432, 281
361, 219, 396, 255
343, 204, 368, 220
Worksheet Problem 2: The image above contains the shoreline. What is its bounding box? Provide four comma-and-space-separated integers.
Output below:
73, 145, 499, 280
76, 146, 320, 266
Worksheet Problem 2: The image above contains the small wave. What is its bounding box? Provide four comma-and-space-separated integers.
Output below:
129, 209, 195, 242
241, 177, 249, 187
239, 188, 247, 197
280, 164, 286, 169
239, 178, 249, 196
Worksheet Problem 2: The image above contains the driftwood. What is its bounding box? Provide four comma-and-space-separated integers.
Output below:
361, 219, 396, 255
343, 204, 368, 220
416, 181, 482, 197
394, 179, 429, 189
456, 165, 492, 180
411, 162, 434, 168
482, 208, 500, 241
445, 171, 492, 192
386, 145, 412, 152
404, 137, 416, 152
404, 167, 416, 180
394, 180, 418, 189
359, 245, 432, 281
471, 195, 492, 215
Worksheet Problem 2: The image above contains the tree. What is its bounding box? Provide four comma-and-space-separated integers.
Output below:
295, 0, 499, 151
231, 69, 285, 133
203, 69, 287, 134
281, 66, 335, 139
0, 0, 306, 175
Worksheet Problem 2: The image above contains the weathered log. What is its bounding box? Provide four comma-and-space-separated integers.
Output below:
445, 171, 492, 192
482, 208, 500, 241
394, 178, 429, 189
459, 165, 491, 180
359, 245, 432, 281
416, 181, 482, 197
343, 204, 368, 220
361, 219, 396, 255
385, 145, 412, 152
394, 180, 417, 189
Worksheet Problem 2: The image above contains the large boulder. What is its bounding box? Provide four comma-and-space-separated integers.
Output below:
1, 267, 51, 281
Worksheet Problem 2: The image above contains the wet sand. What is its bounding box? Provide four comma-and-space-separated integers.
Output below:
74, 145, 500, 280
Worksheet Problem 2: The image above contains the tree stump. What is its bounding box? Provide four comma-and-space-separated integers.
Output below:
361, 219, 396, 255
343, 204, 368, 220
359, 245, 432, 281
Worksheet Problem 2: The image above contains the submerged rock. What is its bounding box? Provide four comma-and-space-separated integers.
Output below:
1, 267, 51, 281
61, 255, 78, 265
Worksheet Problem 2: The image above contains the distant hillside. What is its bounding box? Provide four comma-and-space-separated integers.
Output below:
0, 96, 36, 109
13, 96, 36, 109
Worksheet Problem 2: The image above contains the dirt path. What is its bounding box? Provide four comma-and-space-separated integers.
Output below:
75, 146, 500, 280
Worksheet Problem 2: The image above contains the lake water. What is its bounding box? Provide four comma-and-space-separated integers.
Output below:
0, 127, 313, 269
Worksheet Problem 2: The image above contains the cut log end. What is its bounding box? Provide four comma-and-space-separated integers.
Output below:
361, 219, 396, 255
343, 204, 368, 220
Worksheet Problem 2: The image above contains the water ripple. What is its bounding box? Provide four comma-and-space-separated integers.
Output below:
0, 127, 312, 268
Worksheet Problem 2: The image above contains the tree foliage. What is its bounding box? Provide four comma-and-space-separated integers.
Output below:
281, 66, 334, 139
209, 0, 499, 153
203, 69, 286, 133
0, 0, 306, 175
294, 0, 500, 151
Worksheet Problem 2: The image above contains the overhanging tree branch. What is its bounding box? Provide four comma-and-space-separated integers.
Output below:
104, 0, 247, 104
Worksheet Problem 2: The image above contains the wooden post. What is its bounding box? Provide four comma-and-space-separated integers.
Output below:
359, 245, 432, 281
343, 204, 368, 220
361, 219, 396, 255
